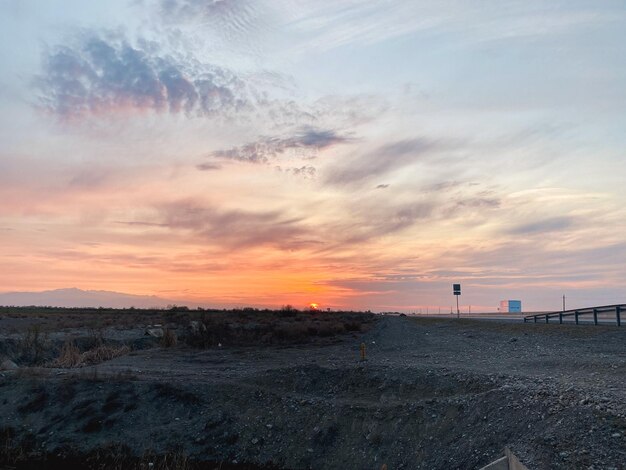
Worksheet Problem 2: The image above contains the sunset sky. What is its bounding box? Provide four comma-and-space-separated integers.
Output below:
1, 0, 626, 311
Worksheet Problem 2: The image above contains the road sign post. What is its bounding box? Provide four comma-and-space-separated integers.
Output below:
453, 284, 461, 319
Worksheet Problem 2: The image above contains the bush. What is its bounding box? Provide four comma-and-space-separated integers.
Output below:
52, 342, 130, 368
19, 325, 49, 365
184, 310, 377, 348
55, 340, 81, 368
161, 329, 178, 348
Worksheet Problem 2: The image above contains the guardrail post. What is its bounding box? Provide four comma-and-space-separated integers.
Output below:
545, 314, 549, 324
617, 306, 621, 327
559, 312, 563, 324
575, 310, 579, 325
534, 316, 537, 323
593, 308, 598, 325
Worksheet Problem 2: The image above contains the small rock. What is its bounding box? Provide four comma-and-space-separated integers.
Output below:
145, 328, 164, 338
251, 438, 259, 444
611, 432, 621, 438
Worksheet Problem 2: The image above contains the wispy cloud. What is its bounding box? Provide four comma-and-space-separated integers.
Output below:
280, 165, 316, 178
325, 138, 434, 186
157, 0, 269, 34
209, 127, 351, 164
281, 1, 622, 53
156, 199, 314, 250
509, 216, 575, 235
196, 162, 222, 171
36, 31, 251, 119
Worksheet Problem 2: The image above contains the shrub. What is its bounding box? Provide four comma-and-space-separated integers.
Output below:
55, 340, 81, 368
80, 345, 130, 365
19, 325, 49, 365
52, 342, 130, 368
161, 329, 177, 348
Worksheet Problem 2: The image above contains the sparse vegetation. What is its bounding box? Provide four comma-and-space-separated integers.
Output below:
18, 324, 49, 364
55, 339, 81, 367
161, 328, 178, 348
184, 310, 376, 348
53, 340, 130, 368
79, 344, 130, 365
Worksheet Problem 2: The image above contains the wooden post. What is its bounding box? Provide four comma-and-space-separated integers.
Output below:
545, 314, 549, 324
593, 308, 598, 325
575, 310, 579, 325
559, 312, 563, 324
617, 306, 621, 327
534, 316, 537, 323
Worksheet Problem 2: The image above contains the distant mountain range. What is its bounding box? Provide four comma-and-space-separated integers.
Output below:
0, 288, 199, 309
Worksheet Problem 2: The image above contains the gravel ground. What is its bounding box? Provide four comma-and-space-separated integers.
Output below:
1, 315, 625, 469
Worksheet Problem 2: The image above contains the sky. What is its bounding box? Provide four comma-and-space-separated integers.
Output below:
1, 0, 626, 312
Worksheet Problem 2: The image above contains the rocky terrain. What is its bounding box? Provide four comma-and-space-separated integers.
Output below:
1, 309, 625, 469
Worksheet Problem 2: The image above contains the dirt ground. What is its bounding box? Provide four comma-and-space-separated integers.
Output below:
1, 311, 625, 470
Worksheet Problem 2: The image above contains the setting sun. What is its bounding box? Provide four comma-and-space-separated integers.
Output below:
309, 303, 320, 311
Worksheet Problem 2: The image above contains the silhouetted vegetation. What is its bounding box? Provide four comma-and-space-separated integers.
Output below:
184, 310, 377, 348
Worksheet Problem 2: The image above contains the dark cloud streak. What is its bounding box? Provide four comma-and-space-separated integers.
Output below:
210, 127, 351, 164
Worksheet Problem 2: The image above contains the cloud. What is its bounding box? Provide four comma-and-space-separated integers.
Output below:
281, 1, 620, 55
509, 216, 575, 235
317, 201, 436, 250
196, 162, 222, 171
158, 0, 264, 32
209, 127, 351, 164
155, 200, 313, 250
376, 184, 389, 189
325, 138, 434, 186
283, 166, 316, 178
36, 31, 250, 119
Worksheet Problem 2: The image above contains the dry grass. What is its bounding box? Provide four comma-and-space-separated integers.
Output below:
161, 328, 178, 348
55, 340, 81, 367
18, 325, 50, 364
53, 341, 130, 368
80, 344, 130, 365
185, 311, 377, 348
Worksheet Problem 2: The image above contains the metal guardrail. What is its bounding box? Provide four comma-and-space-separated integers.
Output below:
524, 304, 623, 326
